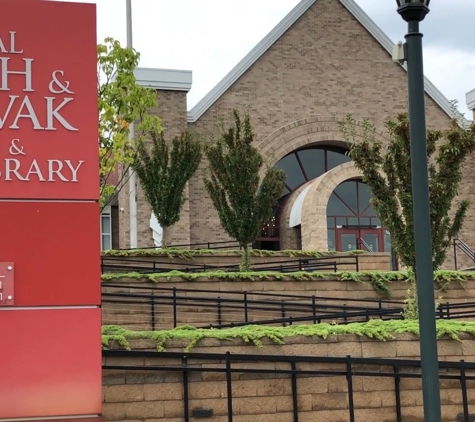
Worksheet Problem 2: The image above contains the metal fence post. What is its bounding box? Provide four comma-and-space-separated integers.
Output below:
182, 356, 189, 422
150, 291, 156, 331
244, 292, 249, 323
226, 352, 233, 422
291, 360, 299, 422
460, 360, 469, 422
173, 288, 177, 328
346, 356, 355, 422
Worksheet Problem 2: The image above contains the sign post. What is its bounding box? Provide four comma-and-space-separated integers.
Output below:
0, 0, 101, 420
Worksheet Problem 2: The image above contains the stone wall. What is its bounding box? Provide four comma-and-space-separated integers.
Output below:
102, 251, 391, 272
102, 334, 475, 422
101, 274, 474, 331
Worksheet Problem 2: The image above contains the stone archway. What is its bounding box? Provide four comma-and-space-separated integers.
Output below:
256, 116, 389, 251
257, 117, 347, 171
299, 162, 362, 250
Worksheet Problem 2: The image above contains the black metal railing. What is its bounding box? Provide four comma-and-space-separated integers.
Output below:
103, 350, 475, 422
116, 240, 240, 251
102, 283, 475, 330
100, 254, 360, 274
102, 284, 404, 330
454, 238, 475, 271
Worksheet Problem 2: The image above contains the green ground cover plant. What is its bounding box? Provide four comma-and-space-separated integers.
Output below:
102, 319, 475, 352
102, 248, 366, 258
101, 270, 470, 298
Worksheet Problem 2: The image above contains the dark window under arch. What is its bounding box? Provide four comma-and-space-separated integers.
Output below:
255, 145, 350, 250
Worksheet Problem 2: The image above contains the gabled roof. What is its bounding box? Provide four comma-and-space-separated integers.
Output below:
187, 0, 454, 123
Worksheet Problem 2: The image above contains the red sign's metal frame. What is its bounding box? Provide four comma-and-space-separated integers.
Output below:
0, 1, 101, 420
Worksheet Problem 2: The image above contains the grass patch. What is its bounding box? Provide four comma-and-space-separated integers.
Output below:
102, 319, 475, 352
101, 270, 471, 299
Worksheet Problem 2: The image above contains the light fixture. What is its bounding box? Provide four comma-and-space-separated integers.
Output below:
396, 0, 430, 22
396, 0, 430, 5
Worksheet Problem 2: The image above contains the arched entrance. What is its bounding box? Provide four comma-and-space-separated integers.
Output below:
327, 179, 390, 253
254, 145, 351, 250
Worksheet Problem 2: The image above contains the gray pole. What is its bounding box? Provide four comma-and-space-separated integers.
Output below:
126, 0, 132, 47
126, 0, 138, 248
405, 19, 442, 422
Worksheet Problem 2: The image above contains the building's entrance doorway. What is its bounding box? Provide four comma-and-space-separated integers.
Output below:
336, 228, 383, 252
326, 179, 391, 254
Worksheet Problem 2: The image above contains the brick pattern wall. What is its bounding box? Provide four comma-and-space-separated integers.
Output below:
119, 90, 191, 248
185, 0, 456, 250
102, 334, 475, 422
120, 0, 475, 268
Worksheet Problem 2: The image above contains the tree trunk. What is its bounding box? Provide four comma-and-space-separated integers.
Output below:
240, 244, 251, 272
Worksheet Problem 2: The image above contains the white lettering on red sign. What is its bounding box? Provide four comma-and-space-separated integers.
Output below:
0, 31, 78, 131
0, 31, 85, 184
0, 139, 84, 182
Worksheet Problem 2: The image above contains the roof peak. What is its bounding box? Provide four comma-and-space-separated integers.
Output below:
187, 0, 454, 123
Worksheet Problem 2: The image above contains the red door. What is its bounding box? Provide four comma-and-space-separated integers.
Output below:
336, 228, 384, 252
336, 229, 359, 252
359, 229, 384, 252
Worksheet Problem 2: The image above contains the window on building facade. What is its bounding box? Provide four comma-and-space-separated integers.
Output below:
326, 180, 382, 251
101, 207, 112, 250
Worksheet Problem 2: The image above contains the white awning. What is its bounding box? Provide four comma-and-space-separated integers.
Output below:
150, 214, 163, 247
289, 185, 311, 227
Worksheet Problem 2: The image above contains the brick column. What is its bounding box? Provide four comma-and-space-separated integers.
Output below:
119, 68, 193, 248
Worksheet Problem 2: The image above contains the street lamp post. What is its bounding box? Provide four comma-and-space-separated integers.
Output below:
126, 0, 138, 249
396, 1, 442, 421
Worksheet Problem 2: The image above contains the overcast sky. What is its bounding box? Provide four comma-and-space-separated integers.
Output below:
68, 0, 475, 117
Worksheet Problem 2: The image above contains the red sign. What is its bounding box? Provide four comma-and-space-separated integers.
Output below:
0, 201, 101, 306
0, 0, 98, 200
0, 308, 102, 419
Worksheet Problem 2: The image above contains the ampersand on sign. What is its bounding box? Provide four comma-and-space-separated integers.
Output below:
8, 139, 26, 156
49, 70, 74, 94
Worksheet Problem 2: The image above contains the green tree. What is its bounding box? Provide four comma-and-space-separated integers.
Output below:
98, 37, 161, 210
204, 110, 286, 271
340, 110, 475, 269
132, 129, 202, 237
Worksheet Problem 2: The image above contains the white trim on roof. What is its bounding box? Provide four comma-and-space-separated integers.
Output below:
466, 88, 475, 111
134, 67, 192, 92
187, 0, 455, 123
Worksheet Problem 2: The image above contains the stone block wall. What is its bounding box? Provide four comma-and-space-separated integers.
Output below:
102, 334, 475, 422
101, 272, 475, 331
101, 251, 391, 272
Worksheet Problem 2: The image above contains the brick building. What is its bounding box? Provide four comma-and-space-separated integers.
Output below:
103, 0, 475, 268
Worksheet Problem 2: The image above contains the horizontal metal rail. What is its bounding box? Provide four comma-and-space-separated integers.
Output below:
103, 350, 475, 422
100, 254, 359, 274
101, 283, 475, 330
116, 240, 241, 251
